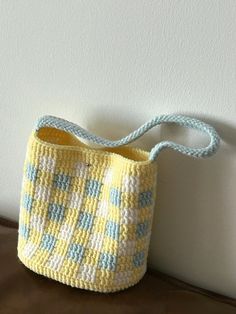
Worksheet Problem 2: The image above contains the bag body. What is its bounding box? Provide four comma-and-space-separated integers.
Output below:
17, 114, 220, 292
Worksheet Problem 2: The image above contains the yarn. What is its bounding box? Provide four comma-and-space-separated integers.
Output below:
17, 114, 220, 292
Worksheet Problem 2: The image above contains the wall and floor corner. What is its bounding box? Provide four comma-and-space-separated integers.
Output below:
0, 1, 235, 299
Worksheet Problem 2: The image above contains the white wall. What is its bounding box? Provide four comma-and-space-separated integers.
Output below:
1, 0, 236, 298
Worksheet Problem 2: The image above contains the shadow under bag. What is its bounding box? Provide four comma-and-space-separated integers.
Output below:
17, 114, 220, 292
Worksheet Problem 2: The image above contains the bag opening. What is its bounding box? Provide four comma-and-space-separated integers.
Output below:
37, 127, 149, 162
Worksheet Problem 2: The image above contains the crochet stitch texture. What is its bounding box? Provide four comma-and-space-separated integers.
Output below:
17, 115, 220, 292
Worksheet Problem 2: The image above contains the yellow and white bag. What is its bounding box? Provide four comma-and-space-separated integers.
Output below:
17, 114, 220, 292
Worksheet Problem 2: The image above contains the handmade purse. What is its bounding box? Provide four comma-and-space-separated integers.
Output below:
17, 114, 220, 292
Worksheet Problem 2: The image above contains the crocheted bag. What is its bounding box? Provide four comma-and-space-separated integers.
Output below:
17, 114, 220, 292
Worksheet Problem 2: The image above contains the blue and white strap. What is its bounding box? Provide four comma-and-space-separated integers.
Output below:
36, 114, 220, 161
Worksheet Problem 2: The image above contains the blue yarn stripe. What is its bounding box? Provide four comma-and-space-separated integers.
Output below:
35, 114, 220, 160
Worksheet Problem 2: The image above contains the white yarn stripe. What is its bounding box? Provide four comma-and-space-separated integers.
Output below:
47, 254, 64, 271
30, 214, 45, 233
38, 156, 56, 172
23, 242, 37, 259
122, 175, 140, 193
79, 264, 96, 283
35, 185, 51, 202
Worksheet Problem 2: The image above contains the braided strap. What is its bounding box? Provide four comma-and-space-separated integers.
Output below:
36, 114, 220, 161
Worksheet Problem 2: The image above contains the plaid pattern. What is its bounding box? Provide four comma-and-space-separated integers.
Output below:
17, 132, 157, 293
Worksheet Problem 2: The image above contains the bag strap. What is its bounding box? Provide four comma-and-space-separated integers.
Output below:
35, 114, 220, 161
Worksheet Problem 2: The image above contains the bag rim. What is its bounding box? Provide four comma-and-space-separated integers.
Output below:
31, 130, 156, 167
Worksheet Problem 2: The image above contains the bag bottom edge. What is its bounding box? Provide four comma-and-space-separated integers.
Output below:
17, 252, 146, 293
